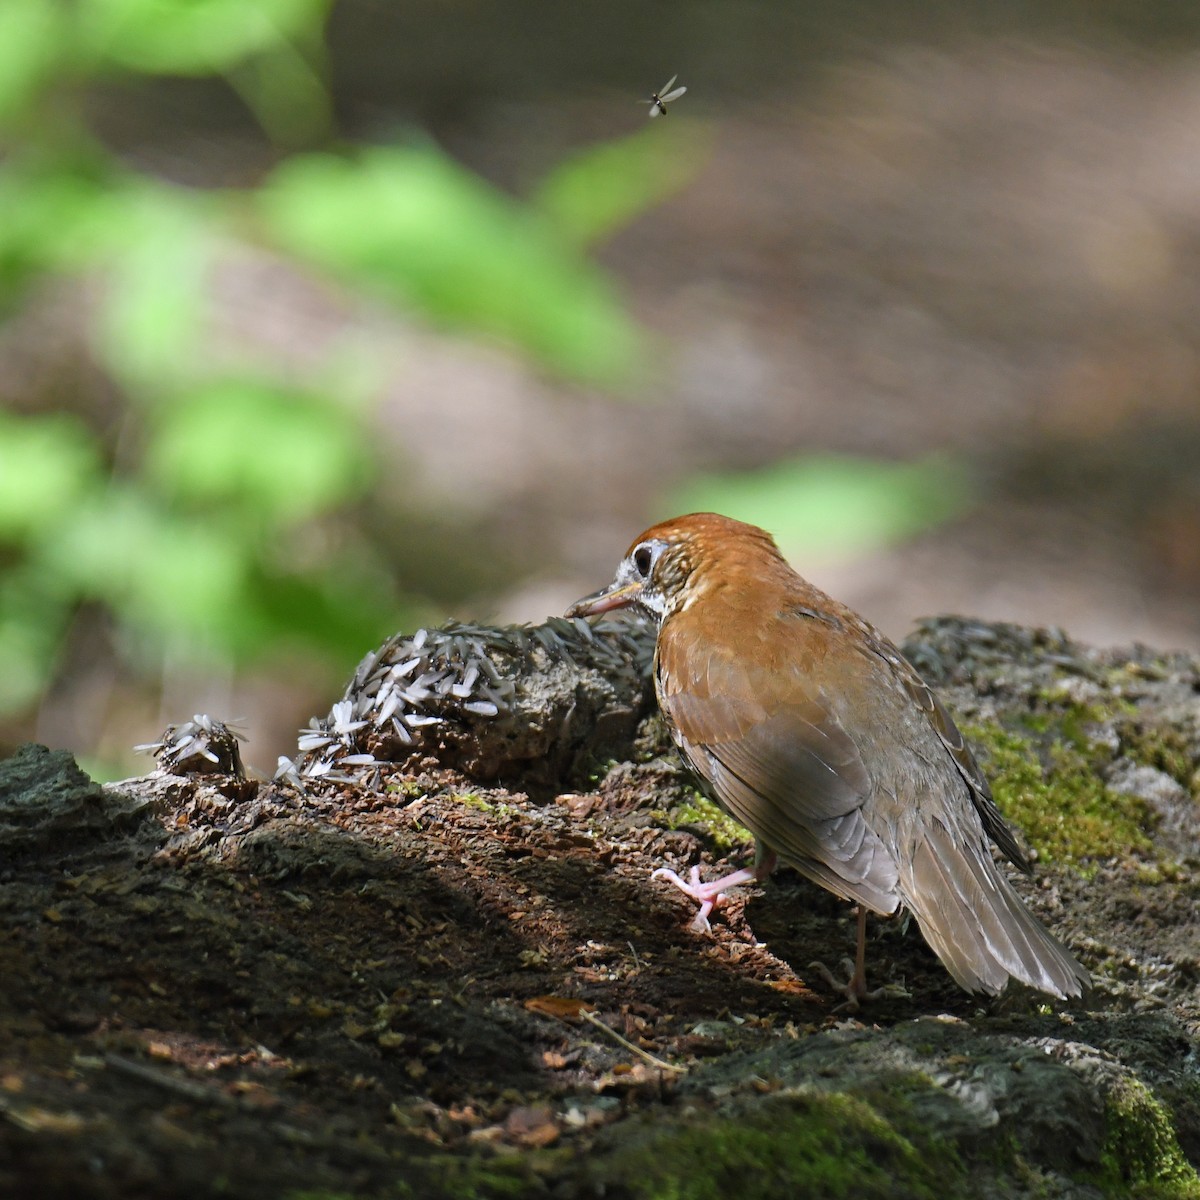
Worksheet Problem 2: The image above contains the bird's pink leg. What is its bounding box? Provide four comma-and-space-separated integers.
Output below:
808, 906, 869, 1006
652, 846, 778, 933
809, 906, 910, 1011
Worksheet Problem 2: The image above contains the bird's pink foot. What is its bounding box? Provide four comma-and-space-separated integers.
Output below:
651, 864, 759, 933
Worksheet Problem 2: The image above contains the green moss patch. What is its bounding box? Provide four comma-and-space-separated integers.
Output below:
1118, 720, 1197, 792
389, 1150, 563, 1200
591, 1086, 965, 1200
1099, 1079, 1200, 1200
450, 791, 515, 818
1023, 690, 1134, 757
965, 722, 1154, 868
653, 790, 751, 854
452, 791, 494, 811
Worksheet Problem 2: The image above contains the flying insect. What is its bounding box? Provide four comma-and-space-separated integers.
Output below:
645, 74, 687, 117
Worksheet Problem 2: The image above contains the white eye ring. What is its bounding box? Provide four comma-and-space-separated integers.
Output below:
633, 545, 654, 576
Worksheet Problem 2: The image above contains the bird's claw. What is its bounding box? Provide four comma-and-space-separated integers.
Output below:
808, 957, 862, 1011
651, 865, 727, 933
808, 958, 911, 1012
650, 864, 696, 891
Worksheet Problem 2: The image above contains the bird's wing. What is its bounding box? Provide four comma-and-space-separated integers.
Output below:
656, 625, 900, 911
858, 627, 1031, 872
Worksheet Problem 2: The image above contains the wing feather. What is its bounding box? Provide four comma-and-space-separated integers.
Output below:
864, 632, 1031, 871
657, 627, 900, 912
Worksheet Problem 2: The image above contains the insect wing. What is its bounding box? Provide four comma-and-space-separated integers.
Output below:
645, 75, 681, 117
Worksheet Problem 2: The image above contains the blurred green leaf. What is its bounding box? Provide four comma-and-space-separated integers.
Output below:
27, 480, 401, 669
668, 454, 973, 561
78, 0, 330, 75
35, 485, 249, 640
0, 412, 103, 541
247, 550, 413, 663
259, 145, 644, 385
535, 123, 708, 249
94, 182, 217, 391
226, 34, 331, 146
145, 378, 373, 523
0, 567, 70, 714
0, 161, 117, 299
0, 0, 67, 125
0, 6, 666, 736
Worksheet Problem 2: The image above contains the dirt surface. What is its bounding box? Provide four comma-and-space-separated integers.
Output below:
2, 619, 1199, 1198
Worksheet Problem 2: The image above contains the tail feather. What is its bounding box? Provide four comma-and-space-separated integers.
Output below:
905, 821, 1089, 999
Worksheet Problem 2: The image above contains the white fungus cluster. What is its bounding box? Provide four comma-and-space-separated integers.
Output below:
276, 616, 654, 789
135, 714, 246, 778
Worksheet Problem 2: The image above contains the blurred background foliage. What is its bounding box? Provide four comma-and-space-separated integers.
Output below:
0, 0, 692, 771
3, 0, 1199, 777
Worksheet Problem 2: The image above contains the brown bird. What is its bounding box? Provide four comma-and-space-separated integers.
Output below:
566, 512, 1090, 1004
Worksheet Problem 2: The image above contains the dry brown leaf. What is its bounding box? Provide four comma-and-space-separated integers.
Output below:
767, 978, 814, 996
504, 1104, 560, 1148
523, 995, 596, 1021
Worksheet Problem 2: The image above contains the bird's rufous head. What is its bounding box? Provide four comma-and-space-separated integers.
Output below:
565, 512, 784, 625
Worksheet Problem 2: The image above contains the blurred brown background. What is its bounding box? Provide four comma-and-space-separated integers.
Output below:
4, 0, 1200, 778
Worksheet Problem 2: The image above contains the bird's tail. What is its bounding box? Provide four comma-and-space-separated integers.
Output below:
904, 824, 1090, 999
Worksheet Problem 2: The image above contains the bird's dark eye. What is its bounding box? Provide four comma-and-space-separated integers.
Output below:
633, 545, 653, 576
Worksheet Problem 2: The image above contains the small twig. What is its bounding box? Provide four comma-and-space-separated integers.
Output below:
626, 941, 641, 970
103, 1053, 237, 1107
578, 1009, 687, 1074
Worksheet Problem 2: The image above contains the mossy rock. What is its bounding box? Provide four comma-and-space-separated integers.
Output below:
585, 1085, 963, 1200
965, 720, 1155, 869
1099, 1079, 1200, 1200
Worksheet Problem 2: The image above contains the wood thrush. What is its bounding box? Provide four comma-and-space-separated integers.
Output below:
566, 512, 1090, 1003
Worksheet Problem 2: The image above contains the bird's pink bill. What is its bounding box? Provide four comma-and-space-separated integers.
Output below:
645, 74, 687, 117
